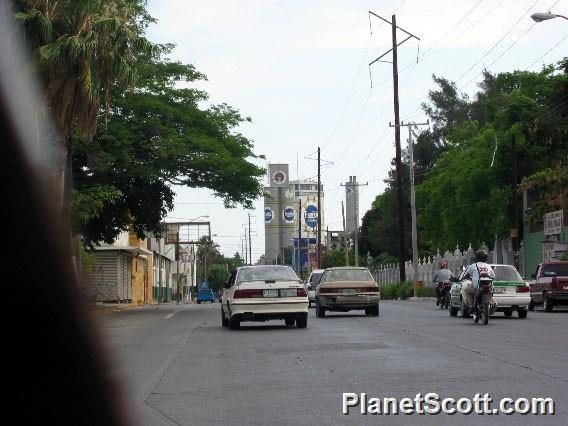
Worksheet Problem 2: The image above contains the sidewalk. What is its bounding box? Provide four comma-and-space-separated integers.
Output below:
90, 300, 193, 317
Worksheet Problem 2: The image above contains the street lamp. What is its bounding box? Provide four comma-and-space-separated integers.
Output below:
531, 12, 568, 22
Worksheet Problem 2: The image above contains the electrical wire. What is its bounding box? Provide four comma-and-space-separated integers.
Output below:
455, 0, 541, 84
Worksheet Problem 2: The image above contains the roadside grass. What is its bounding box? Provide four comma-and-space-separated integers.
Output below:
380, 282, 436, 299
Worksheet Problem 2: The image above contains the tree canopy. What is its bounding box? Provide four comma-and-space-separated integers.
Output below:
361, 59, 568, 261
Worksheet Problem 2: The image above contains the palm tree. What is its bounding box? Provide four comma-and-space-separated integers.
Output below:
15, 0, 154, 207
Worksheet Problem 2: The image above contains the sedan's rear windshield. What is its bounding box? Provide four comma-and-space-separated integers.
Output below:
309, 273, 323, 285
237, 266, 298, 283
491, 266, 522, 281
542, 263, 568, 277
324, 269, 373, 282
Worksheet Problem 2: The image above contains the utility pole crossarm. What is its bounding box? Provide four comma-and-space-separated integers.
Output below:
368, 11, 421, 40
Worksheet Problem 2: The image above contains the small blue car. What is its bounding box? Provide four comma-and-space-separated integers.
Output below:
197, 283, 215, 304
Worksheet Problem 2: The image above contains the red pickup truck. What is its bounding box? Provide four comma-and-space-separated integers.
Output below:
529, 262, 568, 312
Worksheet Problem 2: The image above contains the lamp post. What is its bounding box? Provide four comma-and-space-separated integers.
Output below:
531, 12, 568, 22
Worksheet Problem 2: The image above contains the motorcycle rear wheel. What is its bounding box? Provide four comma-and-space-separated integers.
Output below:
482, 303, 489, 325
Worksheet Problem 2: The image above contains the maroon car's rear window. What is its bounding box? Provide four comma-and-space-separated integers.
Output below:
542, 264, 568, 277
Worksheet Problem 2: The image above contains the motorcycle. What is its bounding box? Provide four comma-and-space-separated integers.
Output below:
436, 281, 452, 309
441, 281, 452, 310
471, 277, 496, 325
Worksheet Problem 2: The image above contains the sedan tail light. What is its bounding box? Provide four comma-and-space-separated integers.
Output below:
233, 289, 262, 299
362, 287, 379, 293
516, 285, 530, 293
296, 288, 307, 297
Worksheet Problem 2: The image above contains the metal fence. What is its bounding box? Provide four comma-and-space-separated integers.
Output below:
373, 239, 525, 286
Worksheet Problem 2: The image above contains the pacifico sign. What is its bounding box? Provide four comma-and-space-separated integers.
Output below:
264, 207, 274, 224
304, 204, 318, 229
282, 206, 296, 224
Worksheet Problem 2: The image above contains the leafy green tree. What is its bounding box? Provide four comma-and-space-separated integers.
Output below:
208, 264, 229, 293
73, 48, 265, 245
15, 0, 154, 205
361, 58, 568, 257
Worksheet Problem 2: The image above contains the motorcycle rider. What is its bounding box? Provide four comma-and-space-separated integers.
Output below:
433, 260, 454, 305
461, 250, 495, 313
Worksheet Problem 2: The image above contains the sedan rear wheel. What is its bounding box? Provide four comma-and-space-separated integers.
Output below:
316, 299, 325, 318
517, 309, 528, 319
460, 298, 469, 318
221, 307, 229, 327
229, 316, 240, 330
544, 293, 553, 312
296, 313, 308, 328
504, 309, 513, 318
449, 299, 458, 317
285, 318, 295, 326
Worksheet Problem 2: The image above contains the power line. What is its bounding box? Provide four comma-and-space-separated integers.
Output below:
321, 35, 372, 151
461, 0, 561, 90
527, 32, 568, 70
455, 0, 541, 84
419, 0, 487, 61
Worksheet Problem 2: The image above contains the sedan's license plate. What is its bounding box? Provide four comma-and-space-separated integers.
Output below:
494, 287, 506, 294
343, 289, 357, 295
263, 289, 279, 298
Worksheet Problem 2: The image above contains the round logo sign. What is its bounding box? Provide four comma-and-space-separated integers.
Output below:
304, 204, 318, 229
264, 207, 274, 224
282, 206, 296, 224
272, 170, 287, 184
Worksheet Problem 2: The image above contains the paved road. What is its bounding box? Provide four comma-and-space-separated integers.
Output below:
95, 301, 568, 425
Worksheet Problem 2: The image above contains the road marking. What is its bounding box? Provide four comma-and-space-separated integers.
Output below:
165, 307, 186, 319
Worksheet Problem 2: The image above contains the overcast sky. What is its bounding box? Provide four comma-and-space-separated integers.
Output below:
146, 0, 568, 261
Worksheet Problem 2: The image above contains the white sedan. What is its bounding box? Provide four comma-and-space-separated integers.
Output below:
221, 265, 309, 329
489, 264, 530, 318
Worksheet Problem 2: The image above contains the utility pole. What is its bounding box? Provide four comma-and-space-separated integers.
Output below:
317, 147, 322, 269
369, 12, 420, 282
512, 133, 519, 271
248, 213, 252, 266
390, 120, 429, 295
342, 201, 349, 266
298, 200, 302, 277
158, 235, 162, 303
244, 228, 248, 265
176, 226, 180, 304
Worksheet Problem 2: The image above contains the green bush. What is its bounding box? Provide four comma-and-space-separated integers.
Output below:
416, 287, 437, 297
380, 282, 437, 299
380, 283, 398, 300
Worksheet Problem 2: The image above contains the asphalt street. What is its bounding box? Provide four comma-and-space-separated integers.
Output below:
95, 301, 568, 425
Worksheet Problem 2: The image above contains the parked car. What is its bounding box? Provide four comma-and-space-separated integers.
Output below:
221, 265, 308, 329
529, 261, 568, 311
306, 269, 324, 307
315, 267, 379, 317
449, 264, 529, 318
197, 283, 215, 304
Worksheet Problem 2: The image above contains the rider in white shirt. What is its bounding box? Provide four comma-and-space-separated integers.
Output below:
461, 250, 495, 307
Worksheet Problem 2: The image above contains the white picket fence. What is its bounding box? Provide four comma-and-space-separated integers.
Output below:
373, 240, 524, 286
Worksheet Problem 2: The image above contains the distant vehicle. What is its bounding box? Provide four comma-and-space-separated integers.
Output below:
529, 262, 568, 312
197, 282, 215, 304
221, 265, 308, 329
306, 269, 324, 307
315, 267, 379, 317
449, 264, 528, 318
